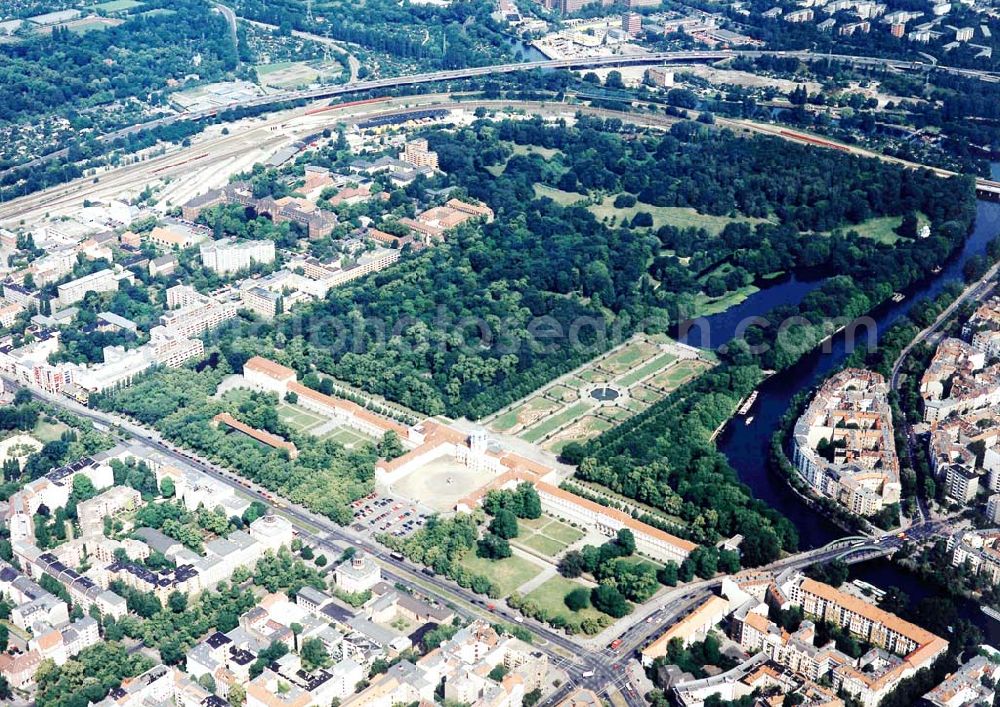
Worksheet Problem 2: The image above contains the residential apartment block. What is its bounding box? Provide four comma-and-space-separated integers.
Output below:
56, 268, 128, 307
161, 285, 238, 338
399, 138, 439, 170
949, 529, 1000, 583
342, 620, 545, 707
923, 653, 1000, 706
921, 338, 1000, 422
200, 238, 275, 275
719, 571, 947, 707
792, 369, 901, 516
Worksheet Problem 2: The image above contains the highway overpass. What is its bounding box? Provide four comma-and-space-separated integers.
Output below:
3, 49, 998, 182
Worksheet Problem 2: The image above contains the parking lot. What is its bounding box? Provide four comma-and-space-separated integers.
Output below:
350, 491, 428, 538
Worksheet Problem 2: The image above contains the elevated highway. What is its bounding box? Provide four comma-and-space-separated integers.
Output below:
4, 48, 998, 181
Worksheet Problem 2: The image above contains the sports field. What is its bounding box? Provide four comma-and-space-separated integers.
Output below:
91, 0, 144, 11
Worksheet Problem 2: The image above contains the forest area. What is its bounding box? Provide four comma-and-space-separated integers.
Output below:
0, 0, 236, 127
203, 115, 977, 419
230, 0, 521, 70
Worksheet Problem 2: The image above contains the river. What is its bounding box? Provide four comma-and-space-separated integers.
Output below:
683, 192, 1000, 636
696, 197, 1000, 549
848, 559, 1000, 643
507, 37, 549, 63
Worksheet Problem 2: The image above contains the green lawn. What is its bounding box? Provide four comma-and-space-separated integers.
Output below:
543, 518, 585, 545
254, 61, 298, 76
488, 145, 562, 177
515, 516, 585, 556
525, 577, 607, 623
459, 553, 541, 596
664, 360, 707, 384
576, 369, 604, 383
276, 402, 374, 447
66, 18, 120, 33
33, 418, 70, 443
601, 341, 658, 374
518, 516, 550, 531
600, 406, 636, 420
512, 143, 561, 160
545, 384, 579, 402
520, 534, 566, 555
221, 388, 253, 405
617, 352, 677, 387
533, 183, 585, 206
588, 197, 770, 236
691, 284, 761, 317
645, 360, 707, 392
629, 386, 663, 403
491, 408, 521, 432
833, 212, 929, 245
318, 427, 373, 447
92, 0, 144, 10
625, 399, 648, 413
846, 215, 904, 245
520, 402, 591, 443
618, 554, 664, 573
276, 403, 327, 433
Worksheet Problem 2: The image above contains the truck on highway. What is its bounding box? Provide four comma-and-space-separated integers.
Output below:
582, 670, 595, 678
609, 639, 623, 650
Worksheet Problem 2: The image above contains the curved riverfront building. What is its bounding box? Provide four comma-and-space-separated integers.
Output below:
792, 368, 901, 517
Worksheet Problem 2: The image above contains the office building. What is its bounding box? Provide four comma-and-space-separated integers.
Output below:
622, 12, 642, 36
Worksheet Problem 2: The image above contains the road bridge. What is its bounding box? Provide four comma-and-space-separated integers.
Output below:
3, 48, 998, 181
5, 374, 929, 704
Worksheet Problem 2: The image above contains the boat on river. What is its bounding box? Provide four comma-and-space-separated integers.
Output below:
738, 391, 758, 415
